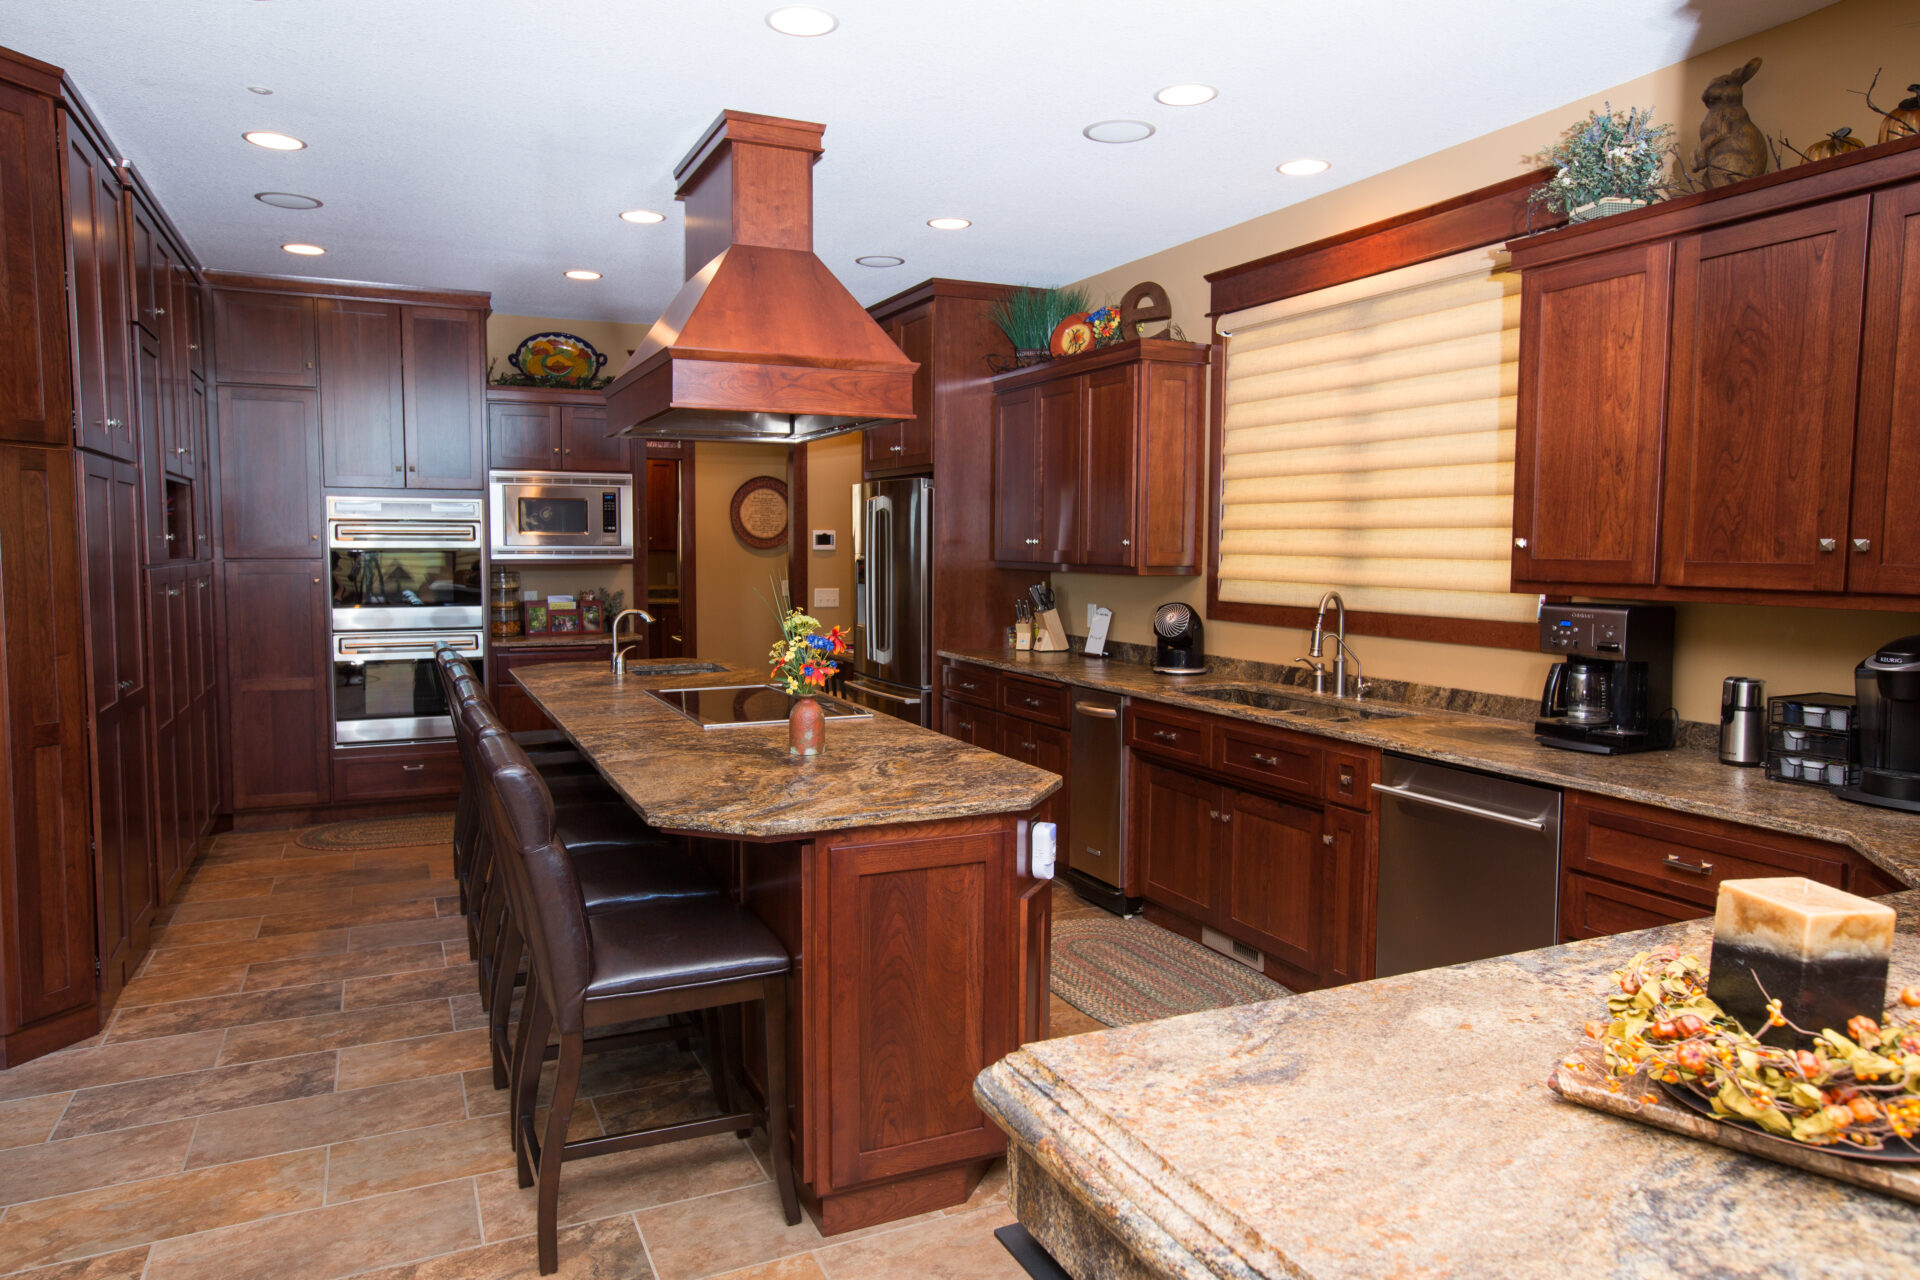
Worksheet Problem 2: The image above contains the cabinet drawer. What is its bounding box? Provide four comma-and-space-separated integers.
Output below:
1323, 749, 1376, 811
332, 745, 461, 801
1126, 704, 1210, 767
999, 674, 1070, 728
1561, 871, 1707, 941
1564, 792, 1849, 908
1213, 721, 1320, 799
941, 698, 1001, 750
942, 663, 998, 710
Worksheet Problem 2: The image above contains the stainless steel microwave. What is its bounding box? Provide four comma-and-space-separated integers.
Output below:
488, 470, 634, 561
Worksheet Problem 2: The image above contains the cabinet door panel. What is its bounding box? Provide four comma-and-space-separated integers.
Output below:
1323, 805, 1375, 987
1221, 789, 1323, 975
0, 82, 71, 446
991, 386, 1041, 561
1079, 365, 1135, 567
1000, 719, 1068, 854
1131, 761, 1218, 925
645, 459, 679, 550
1851, 180, 1920, 594
941, 698, 1001, 749
1512, 243, 1671, 585
1036, 378, 1083, 563
1139, 360, 1203, 570
400, 306, 485, 489
488, 402, 560, 471
1662, 198, 1869, 591
1561, 872, 1705, 941
317, 298, 405, 488
135, 335, 171, 562
65, 127, 135, 461
214, 292, 316, 387
560, 406, 626, 470
218, 386, 323, 558
891, 309, 936, 469
128, 203, 161, 336
223, 561, 329, 809
165, 259, 192, 478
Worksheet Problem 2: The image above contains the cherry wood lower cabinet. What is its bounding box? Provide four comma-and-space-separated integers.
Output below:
223, 559, 330, 811
940, 699, 1002, 749
146, 563, 218, 902
332, 742, 460, 803
490, 643, 613, 734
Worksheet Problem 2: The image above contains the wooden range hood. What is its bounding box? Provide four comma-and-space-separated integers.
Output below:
605, 110, 917, 444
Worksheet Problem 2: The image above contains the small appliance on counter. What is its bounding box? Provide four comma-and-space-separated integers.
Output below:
1834, 636, 1920, 812
1535, 603, 1674, 754
1765, 692, 1858, 788
1719, 676, 1767, 765
1151, 602, 1206, 674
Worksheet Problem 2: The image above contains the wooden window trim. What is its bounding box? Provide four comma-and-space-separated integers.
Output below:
1203, 170, 1560, 651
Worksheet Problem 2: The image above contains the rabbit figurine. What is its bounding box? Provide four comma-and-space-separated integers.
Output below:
1693, 57, 1769, 188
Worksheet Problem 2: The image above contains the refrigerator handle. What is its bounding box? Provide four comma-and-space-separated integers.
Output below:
868, 494, 894, 667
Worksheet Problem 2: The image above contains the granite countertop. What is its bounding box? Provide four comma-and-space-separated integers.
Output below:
512, 660, 1059, 837
490, 633, 616, 651
977, 894, 1920, 1279
941, 648, 1920, 887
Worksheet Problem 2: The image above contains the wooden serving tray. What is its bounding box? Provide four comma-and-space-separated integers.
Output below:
1549, 1035, 1920, 1204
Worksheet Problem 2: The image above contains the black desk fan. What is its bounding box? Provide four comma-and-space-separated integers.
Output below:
1152, 602, 1207, 674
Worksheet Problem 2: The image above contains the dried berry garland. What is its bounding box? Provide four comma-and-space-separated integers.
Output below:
1579, 949, 1920, 1152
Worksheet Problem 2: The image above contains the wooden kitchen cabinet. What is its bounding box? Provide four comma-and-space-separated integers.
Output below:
400, 305, 486, 490
0, 78, 71, 448
317, 297, 406, 488
1133, 761, 1219, 926
223, 559, 330, 810
1221, 788, 1325, 981
489, 643, 612, 734
135, 333, 171, 562
863, 307, 935, 472
487, 391, 629, 472
1851, 178, 1920, 594
941, 698, 1002, 749
215, 291, 317, 387
64, 121, 136, 462
989, 339, 1208, 572
218, 385, 323, 558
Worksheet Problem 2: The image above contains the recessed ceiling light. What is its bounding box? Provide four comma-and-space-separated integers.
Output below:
255, 191, 323, 210
1155, 84, 1216, 107
926, 218, 971, 231
246, 85, 274, 96
281, 243, 324, 256
1082, 119, 1156, 144
564, 269, 602, 281
766, 6, 837, 36
855, 255, 904, 268
243, 130, 305, 151
1277, 158, 1331, 176
619, 209, 665, 224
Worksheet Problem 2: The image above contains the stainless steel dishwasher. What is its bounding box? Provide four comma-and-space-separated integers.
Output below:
1373, 753, 1562, 977
1066, 690, 1135, 915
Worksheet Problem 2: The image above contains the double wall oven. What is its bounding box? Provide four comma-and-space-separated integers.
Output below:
327, 496, 485, 745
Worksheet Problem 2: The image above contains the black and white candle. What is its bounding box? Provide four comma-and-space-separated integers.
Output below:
1706, 876, 1895, 1048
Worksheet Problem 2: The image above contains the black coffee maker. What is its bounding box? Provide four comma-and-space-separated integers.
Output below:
1835, 636, 1920, 812
1535, 604, 1675, 754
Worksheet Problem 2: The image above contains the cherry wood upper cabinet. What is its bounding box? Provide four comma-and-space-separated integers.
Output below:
1661, 198, 1869, 592
1851, 179, 1920, 594
864, 308, 936, 472
488, 400, 560, 471
1034, 378, 1083, 564
65, 125, 136, 462
487, 392, 625, 472
316, 297, 405, 488
400, 305, 485, 490
215, 292, 317, 387
0, 79, 71, 447
218, 385, 323, 558
1078, 364, 1136, 568
1511, 242, 1672, 586
559, 406, 625, 470
991, 385, 1043, 562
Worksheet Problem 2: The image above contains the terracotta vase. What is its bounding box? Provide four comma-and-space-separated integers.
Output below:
788, 695, 824, 758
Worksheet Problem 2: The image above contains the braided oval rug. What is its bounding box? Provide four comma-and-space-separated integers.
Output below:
1051, 916, 1291, 1027
294, 813, 456, 850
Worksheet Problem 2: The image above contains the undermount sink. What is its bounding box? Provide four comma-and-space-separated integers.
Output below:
1184, 684, 1416, 722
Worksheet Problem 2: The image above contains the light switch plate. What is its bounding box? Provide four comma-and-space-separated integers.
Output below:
812, 587, 840, 610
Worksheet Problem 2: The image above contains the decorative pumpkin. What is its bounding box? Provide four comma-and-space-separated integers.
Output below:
1881, 84, 1920, 145
1803, 126, 1866, 163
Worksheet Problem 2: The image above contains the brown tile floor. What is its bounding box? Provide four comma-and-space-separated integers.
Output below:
0, 824, 1115, 1280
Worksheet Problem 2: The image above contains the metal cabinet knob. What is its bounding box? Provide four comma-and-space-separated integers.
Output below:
174, 447, 186, 455
164, 533, 175, 542
1220, 812, 1232, 824
117, 679, 135, 693
1819, 537, 1838, 552
312, 577, 321, 584
890, 444, 904, 453
167, 587, 180, 597
188, 343, 199, 351
1323, 832, 1335, 846
1514, 537, 1529, 549
1208, 809, 1219, 820
151, 307, 165, 316
311, 533, 319, 540
1120, 538, 1131, 547
105, 418, 124, 428
394, 465, 402, 472
1853, 538, 1872, 552
1024, 538, 1039, 545
408, 465, 417, 472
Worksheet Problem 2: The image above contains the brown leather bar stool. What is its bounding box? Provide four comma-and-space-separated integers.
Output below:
477, 733, 799, 1274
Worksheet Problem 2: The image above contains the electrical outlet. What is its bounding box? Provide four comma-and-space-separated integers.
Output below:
812, 587, 840, 610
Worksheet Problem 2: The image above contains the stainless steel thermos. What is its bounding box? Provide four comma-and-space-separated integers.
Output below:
1719, 676, 1767, 766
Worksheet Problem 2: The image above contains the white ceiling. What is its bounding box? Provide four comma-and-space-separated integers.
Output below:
8, 0, 1826, 323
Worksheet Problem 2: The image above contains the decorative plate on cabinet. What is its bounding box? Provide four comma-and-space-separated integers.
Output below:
1050, 312, 1095, 358
508, 332, 609, 387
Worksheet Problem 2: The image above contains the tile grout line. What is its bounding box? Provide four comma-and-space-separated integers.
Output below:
632, 1211, 664, 1280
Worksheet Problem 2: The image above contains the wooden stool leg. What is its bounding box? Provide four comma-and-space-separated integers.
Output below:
763, 977, 800, 1226
489, 920, 525, 1091
513, 986, 553, 1182
537, 1032, 584, 1275
716, 1006, 749, 1136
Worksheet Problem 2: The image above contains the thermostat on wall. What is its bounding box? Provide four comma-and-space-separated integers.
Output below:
811, 529, 837, 551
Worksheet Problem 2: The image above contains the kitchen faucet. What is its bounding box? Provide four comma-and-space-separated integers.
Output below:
609, 609, 656, 676
1306, 591, 1365, 700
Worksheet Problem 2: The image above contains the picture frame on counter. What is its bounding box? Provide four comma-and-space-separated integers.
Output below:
524, 601, 550, 636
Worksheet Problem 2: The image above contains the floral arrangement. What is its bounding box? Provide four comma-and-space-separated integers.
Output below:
767, 607, 847, 697
1530, 104, 1675, 217
1085, 305, 1122, 347
1581, 948, 1920, 1152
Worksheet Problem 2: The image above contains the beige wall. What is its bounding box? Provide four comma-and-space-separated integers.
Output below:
1056, 0, 1920, 723
690, 442, 794, 667
802, 435, 863, 635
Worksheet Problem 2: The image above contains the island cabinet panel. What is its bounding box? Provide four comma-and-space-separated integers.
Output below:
214, 291, 317, 387
1220, 789, 1324, 981
0, 79, 71, 447
399, 306, 486, 490
820, 820, 1014, 1191
316, 297, 405, 489
1850, 179, 1920, 594
65, 123, 136, 463
1510, 242, 1671, 587
491, 644, 612, 734
223, 560, 330, 810
990, 386, 1042, 562
1133, 761, 1220, 926
217, 385, 323, 558
1660, 198, 1869, 593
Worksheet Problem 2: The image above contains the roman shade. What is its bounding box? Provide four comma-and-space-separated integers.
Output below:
1214, 244, 1537, 624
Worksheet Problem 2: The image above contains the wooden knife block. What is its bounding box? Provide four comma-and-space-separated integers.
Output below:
1032, 608, 1070, 652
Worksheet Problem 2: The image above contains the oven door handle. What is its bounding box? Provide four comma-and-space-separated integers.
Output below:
841, 677, 921, 707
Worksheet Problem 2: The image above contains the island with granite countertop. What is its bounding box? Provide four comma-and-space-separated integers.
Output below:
512, 659, 1061, 1234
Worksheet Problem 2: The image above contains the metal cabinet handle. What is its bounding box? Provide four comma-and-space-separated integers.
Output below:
400, 763, 425, 773
117, 679, 135, 693
174, 447, 187, 455
1853, 538, 1872, 552
1322, 832, 1335, 845
166, 587, 180, 597
188, 343, 199, 351
196, 580, 207, 589
151, 306, 165, 316
1220, 812, 1232, 824
313, 577, 321, 584
408, 465, 417, 472
311, 533, 319, 540
1250, 751, 1278, 766
890, 444, 904, 453
1514, 537, 1529, 549
1120, 538, 1131, 547
1024, 538, 1039, 546
1151, 729, 1178, 742
105, 417, 123, 428
164, 532, 175, 542
1208, 809, 1219, 820
1662, 853, 1714, 876
1022, 696, 1043, 708
1819, 537, 1838, 552
1020, 740, 1037, 752
957, 721, 974, 733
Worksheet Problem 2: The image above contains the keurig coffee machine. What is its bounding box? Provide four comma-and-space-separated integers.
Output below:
1536, 604, 1676, 754
1834, 636, 1920, 812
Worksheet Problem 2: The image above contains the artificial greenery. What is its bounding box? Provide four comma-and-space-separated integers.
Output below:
989, 285, 1094, 351
490, 371, 614, 391
1530, 104, 1675, 215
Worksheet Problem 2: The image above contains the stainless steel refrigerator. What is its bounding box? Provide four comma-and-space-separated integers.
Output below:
843, 477, 933, 726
